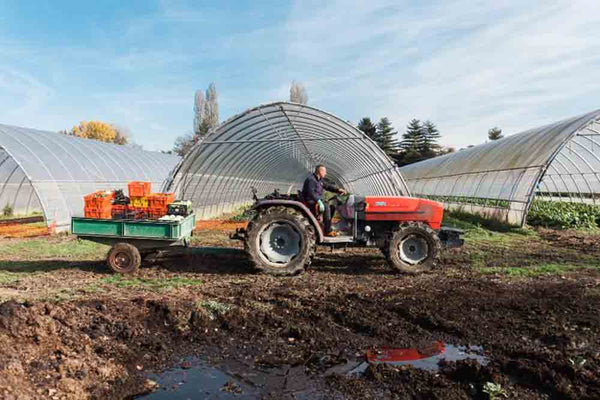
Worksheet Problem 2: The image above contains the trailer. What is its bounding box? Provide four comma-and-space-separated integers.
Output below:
71, 213, 196, 274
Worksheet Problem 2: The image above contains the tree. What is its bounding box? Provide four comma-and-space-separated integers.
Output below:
400, 119, 423, 154
376, 117, 400, 157
192, 83, 220, 141
290, 81, 308, 104
488, 127, 503, 141
173, 132, 195, 157
203, 82, 219, 132
69, 121, 128, 145
419, 120, 441, 157
357, 117, 380, 145
193, 90, 204, 137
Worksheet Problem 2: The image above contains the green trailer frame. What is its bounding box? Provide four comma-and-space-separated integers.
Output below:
72, 213, 196, 274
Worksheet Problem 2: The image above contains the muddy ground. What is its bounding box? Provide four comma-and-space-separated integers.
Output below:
0, 223, 599, 399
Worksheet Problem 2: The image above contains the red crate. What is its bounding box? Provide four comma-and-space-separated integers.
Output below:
148, 207, 167, 219
128, 181, 152, 197
127, 205, 148, 220
111, 205, 128, 219
148, 193, 175, 209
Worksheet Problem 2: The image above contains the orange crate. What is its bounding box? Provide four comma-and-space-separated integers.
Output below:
148, 193, 175, 209
85, 207, 112, 219
84, 191, 113, 209
128, 182, 152, 197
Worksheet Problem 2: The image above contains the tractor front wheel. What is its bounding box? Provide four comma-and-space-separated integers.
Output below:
245, 206, 316, 276
385, 222, 441, 274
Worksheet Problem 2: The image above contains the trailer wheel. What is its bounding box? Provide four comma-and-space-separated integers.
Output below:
245, 206, 316, 276
385, 222, 441, 274
107, 243, 141, 274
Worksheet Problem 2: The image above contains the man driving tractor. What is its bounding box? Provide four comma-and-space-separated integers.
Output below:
301, 164, 346, 237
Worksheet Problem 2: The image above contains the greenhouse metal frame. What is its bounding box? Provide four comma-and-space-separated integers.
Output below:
399, 109, 600, 226
165, 102, 409, 219
0, 124, 180, 231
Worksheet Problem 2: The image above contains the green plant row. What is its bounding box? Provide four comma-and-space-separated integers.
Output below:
527, 200, 600, 229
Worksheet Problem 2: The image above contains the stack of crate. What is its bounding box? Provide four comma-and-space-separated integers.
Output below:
84, 191, 114, 219
128, 181, 152, 219
83, 182, 176, 220
148, 192, 175, 219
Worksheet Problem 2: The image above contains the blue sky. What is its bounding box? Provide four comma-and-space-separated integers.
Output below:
1, 0, 599, 151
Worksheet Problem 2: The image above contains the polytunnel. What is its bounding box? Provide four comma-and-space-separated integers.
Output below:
164, 102, 409, 218
0, 124, 180, 231
399, 109, 600, 226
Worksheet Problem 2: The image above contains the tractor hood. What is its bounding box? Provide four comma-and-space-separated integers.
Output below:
361, 196, 444, 230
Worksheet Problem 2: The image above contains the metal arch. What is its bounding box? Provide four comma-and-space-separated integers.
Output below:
167, 102, 407, 219
0, 124, 180, 230
401, 109, 600, 226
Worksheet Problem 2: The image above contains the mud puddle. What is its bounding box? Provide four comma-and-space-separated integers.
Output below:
344, 342, 488, 375
136, 356, 332, 400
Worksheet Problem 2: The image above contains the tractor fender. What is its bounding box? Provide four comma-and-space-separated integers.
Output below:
254, 200, 324, 243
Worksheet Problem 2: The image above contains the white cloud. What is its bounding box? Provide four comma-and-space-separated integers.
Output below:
284, 0, 600, 148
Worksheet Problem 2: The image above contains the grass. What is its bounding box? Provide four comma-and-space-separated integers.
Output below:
0, 237, 107, 260
477, 263, 599, 277
200, 299, 231, 317
0, 271, 23, 285
443, 210, 536, 242
100, 275, 203, 291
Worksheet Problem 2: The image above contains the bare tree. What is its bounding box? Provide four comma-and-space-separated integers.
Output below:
290, 81, 308, 104
173, 132, 195, 156
193, 90, 204, 137
202, 82, 219, 134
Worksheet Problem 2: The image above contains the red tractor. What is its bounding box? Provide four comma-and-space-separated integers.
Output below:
236, 190, 463, 276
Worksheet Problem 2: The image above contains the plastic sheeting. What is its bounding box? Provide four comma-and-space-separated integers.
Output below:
0, 124, 180, 231
165, 102, 409, 219
400, 109, 600, 225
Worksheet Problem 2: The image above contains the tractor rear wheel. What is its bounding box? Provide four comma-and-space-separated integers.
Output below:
245, 206, 316, 276
385, 222, 441, 274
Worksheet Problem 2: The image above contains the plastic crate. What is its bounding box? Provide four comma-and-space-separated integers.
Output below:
130, 196, 149, 208
84, 191, 114, 209
148, 193, 175, 209
111, 205, 128, 220
127, 206, 148, 220
128, 181, 152, 197
148, 207, 167, 219
85, 207, 112, 219
167, 201, 193, 216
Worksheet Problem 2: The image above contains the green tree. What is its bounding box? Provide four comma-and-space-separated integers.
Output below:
357, 117, 380, 145
400, 119, 423, 153
376, 117, 400, 157
420, 120, 441, 157
488, 127, 503, 140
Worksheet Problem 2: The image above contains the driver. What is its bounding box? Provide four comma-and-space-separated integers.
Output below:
302, 164, 346, 237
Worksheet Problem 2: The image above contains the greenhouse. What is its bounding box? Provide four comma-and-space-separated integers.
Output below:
165, 102, 409, 218
0, 124, 180, 231
400, 109, 600, 226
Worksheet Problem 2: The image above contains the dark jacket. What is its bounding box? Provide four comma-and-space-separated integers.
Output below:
302, 173, 338, 203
